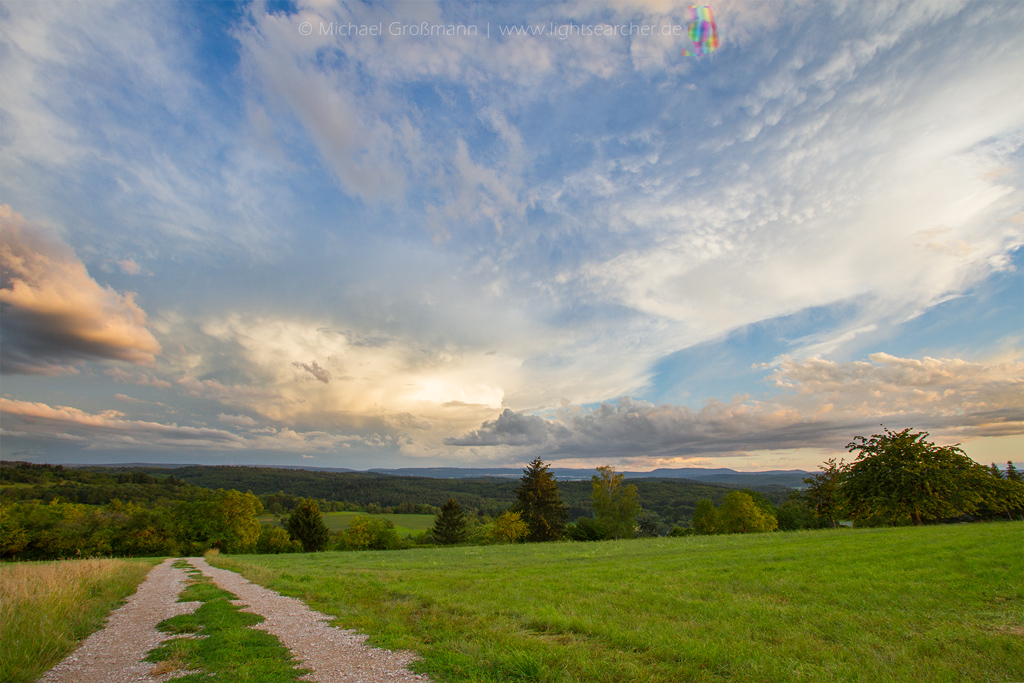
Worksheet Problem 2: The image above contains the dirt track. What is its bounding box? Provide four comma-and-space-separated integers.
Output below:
38, 558, 432, 683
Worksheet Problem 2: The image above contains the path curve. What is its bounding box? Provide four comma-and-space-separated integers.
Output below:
190, 557, 432, 683
38, 558, 200, 683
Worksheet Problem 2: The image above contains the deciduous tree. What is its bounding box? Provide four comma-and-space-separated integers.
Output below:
718, 491, 778, 533
342, 515, 400, 550
513, 457, 568, 541
691, 499, 719, 535
843, 427, 997, 525
491, 510, 529, 544
801, 458, 844, 528
591, 466, 640, 540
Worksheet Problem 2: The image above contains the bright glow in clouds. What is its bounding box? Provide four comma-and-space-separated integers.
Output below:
1, 1, 1022, 470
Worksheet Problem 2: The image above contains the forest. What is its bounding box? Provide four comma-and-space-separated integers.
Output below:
4, 428, 1021, 561
0, 460, 783, 560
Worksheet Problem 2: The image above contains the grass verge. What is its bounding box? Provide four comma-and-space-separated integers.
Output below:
210, 522, 1024, 683
0, 556, 158, 683
144, 560, 309, 682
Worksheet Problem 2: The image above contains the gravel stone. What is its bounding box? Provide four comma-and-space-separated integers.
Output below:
189, 556, 433, 683
37, 558, 201, 683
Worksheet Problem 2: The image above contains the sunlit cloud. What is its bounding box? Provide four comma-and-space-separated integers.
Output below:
0, 206, 161, 375
449, 352, 1024, 462
1, 1, 1022, 469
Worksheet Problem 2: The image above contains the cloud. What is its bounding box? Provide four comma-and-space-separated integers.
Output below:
117, 258, 143, 275
0, 397, 243, 450
0, 397, 382, 454
293, 360, 331, 384
104, 367, 172, 388
448, 352, 1024, 461
0, 206, 162, 375
445, 408, 567, 446
217, 413, 258, 428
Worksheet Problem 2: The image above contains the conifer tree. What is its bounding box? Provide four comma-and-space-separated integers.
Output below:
431, 497, 469, 545
513, 457, 568, 541
286, 498, 329, 551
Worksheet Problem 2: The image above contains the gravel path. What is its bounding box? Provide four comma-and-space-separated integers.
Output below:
36, 557, 434, 683
189, 557, 433, 683
38, 558, 201, 683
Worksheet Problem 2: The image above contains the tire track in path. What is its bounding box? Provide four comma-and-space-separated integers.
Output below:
188, 557, 433, 683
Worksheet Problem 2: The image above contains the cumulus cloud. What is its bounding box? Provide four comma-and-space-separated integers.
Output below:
0, 206, 162, 375
445, 408, 567, 446
448, 353, 1024, 461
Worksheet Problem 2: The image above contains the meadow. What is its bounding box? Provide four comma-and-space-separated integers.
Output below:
210, 522, 1024, 683
261, 511, 435, 537
0, 557, 157, 683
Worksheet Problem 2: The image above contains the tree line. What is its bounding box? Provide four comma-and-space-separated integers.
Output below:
4, 427, 1018, 559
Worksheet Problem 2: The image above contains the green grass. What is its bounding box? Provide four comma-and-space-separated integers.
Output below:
261, 511, 435, 537
209, 522, 1024, 683
0, 557, 159, 683
144, 561, 309, 682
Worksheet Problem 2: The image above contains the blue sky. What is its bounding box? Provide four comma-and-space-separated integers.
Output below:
1, 0, 1022, 471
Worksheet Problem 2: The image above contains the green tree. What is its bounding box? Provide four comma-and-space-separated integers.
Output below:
843, 427, 996, 525
1007, 461, 1022, 483
491, 510, 529, 544
256, 524, 301, 553
718, 491, 778, 533
287, 498, 330, 551
341, 516, 400, 550
216, 489, 263, 552
635, 510, 664, 537
513, 457, 568, 541
431, 498, 469, 545
691, 499, 719, 535
591, 466, 640, 540
802, 458, 844, 528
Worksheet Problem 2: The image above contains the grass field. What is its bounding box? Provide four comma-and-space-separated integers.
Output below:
210, 522, 1024, 683
0, 557, 158, 683
261, 511, 435, 537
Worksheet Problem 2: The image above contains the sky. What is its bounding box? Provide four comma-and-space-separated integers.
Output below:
1, 0, 1022, 473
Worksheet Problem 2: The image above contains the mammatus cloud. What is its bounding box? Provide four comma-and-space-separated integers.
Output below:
0, 206, 161, 375
447, 353, 1024, 461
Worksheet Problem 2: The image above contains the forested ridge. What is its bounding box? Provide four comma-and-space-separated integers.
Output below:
0, 460, 789, 560
99, 463, 791, 519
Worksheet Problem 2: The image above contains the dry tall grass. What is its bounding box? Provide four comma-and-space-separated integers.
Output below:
0, 557, 155, 683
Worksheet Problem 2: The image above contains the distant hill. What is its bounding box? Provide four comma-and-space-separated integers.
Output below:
66, 463, 799, 525
369, 466, 810, 489
76, 463, 810, 488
